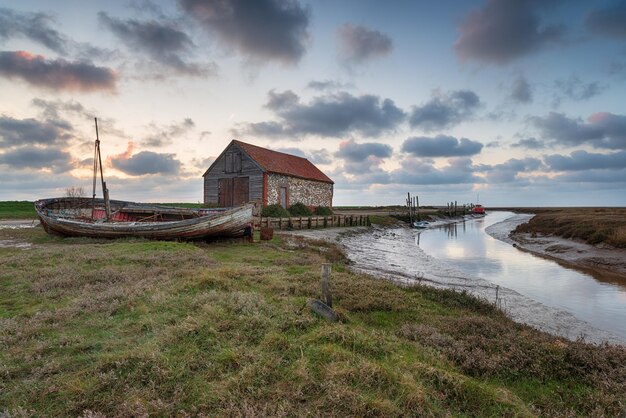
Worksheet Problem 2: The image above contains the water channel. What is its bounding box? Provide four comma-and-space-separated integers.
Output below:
416, 211, 626, 342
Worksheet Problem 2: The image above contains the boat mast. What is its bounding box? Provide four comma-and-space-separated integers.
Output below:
93, 118, 111, 220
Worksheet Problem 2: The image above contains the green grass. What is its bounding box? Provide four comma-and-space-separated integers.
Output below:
0, 201, 205, 220
0, 201, 37, 219
1, 226, 625, 416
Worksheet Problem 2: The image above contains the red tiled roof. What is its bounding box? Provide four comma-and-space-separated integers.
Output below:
233, 140, 333, 184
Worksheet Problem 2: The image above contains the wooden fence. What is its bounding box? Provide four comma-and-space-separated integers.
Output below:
256, 214, 369, 230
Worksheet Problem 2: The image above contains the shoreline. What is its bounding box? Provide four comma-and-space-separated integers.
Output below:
281, 222, 624, 346
485, 214, 626, 283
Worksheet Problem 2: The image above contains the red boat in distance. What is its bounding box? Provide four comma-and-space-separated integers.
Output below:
472, 204, 486, 216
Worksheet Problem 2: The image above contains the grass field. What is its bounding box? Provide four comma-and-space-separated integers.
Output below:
0, 201, 205, 221
514, 208, 626, 248
0, 201, 37, 219
1, 226, 625, 416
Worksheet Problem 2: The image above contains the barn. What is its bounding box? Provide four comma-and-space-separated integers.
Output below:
203, 140, 334, 208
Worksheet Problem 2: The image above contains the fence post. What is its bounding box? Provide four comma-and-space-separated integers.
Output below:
321, 263, 332, 307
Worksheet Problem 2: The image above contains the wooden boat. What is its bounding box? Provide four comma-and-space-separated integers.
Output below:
35, 118, 253, 240
35, 197, 253, 239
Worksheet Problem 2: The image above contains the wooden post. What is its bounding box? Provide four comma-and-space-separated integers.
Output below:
416, 195, 420, 221
495, 285, 500, 307
407, 192, 412, 225
321, 263, 332, 307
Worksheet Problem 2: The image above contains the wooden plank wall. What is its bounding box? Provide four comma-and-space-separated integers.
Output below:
256, 214, 370, 230
204, 143, 263, 205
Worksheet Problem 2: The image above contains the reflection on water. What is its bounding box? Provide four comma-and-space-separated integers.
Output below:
417, 212, 626, 341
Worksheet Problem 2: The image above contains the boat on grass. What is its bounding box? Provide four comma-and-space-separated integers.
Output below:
35, 118, 253, 240
35, 197, 253, 240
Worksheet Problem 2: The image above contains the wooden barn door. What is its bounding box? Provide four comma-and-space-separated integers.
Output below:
218, 178, 233, 207
219, 177, 249, 207
233, 177, 249, 206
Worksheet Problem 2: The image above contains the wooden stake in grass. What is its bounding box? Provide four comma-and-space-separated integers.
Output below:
495, 285, 500, 307
321, 263, 332, 307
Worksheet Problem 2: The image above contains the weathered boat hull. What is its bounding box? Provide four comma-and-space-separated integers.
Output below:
35, 197, 253, 240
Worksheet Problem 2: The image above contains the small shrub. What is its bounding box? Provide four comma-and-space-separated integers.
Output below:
261, 204, 291, 218
588, 230, 608, 245
288, 202, 312, 216
314, 206, 333, 215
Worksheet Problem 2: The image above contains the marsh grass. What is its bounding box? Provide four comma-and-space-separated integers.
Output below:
1, 226, 625, 416
515, 208, 626, 248
0, 201, 36, 219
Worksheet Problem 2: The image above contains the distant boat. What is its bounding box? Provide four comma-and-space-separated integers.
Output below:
471, 204, 486, 216
35, 197, 253, 240
413, 220, 429, 229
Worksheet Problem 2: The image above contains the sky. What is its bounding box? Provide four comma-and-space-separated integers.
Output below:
1, 0, 625, 207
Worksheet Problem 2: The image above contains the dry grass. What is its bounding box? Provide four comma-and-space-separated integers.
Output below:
514, 208, 626, 247
1, 226, 625, 416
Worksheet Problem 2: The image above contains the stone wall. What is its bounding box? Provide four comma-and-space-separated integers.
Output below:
267, 173, 333, 208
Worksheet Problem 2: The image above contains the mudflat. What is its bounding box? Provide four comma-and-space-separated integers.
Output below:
509, 208, 626, 281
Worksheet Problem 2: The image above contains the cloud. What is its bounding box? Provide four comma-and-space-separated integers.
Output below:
0, 116, 72, 147
511, 137, 545, 149
586, 2, 626, 39
308, 149, 331, 165
0, 7, 68, 54
531, 112, 602, 145
179, 0, 310, 64
266, 89, 299, 110
0, 51, 117, 92
482, 157, 542, 183
98, 12, 212, 76
142, 118, 195, 147
335, 139, 392, 162
402, 135, 483, 157
306, 79, 353, 91
272, 146, 306, 157
237, 121, 287, 138
31, 98, 87, 120
191, 156, 216, 171
553, 75, 605, 105
239, 90, 405, 139
544, 150, 626, 171
409, 89, 480, 131
454, 0, 563, 65
0, 146, 73, 172
554, 168, 626, 184
510, 75, 532, 103
391, 156, 481, 185
271, 146, 331, 165
109, 142, 181, 175
336, 23, 392, 64
532, 111, 626, 149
